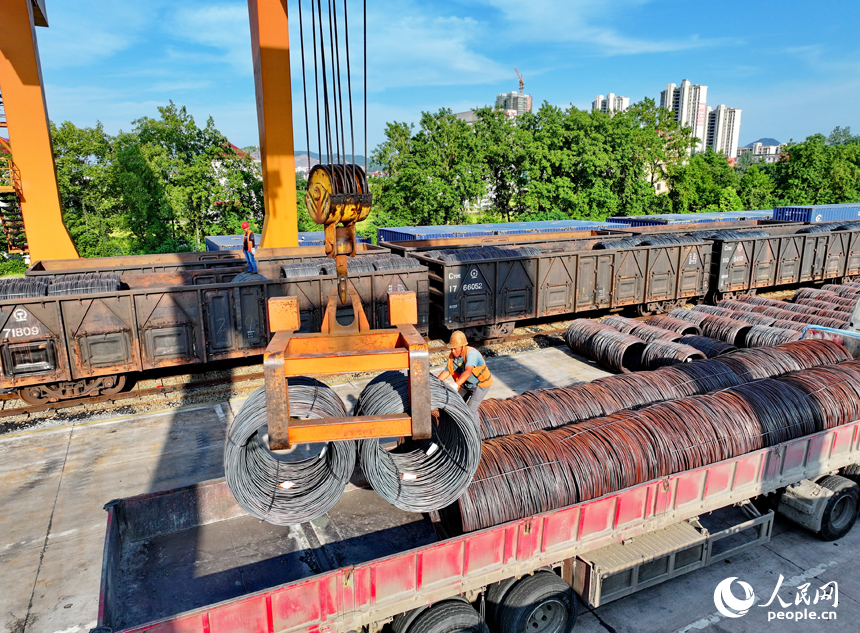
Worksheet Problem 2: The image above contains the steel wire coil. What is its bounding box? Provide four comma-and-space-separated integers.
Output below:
796, 299, 854, 313
772, 319, 809, 331
716, 299, 758, 312
668, 308, 710, 326
629, 323, 684, 343
600, 315, 640, 334
691, 305, 740, 318
677, 335, 738, 358
703, 229, 771, 240
224, 379, 356, 525
0, 278, 48, 299
645, 315, 702, 335
356, 371, 481, 513
742, 325, 802, 347
593, 237, 644, 250
739, 296, 784, 307
731, 311, 778, 326
712, 346, 802, 381
655, 360, 742, 396
773, 339, 852, 367
823, 284, 860, 298
794, 287, 856, 306
637, 234, 702, 246
797, 224, 835, 234
639, 340, 705, 368
581, 328, 647, 373
446, 356, 860, 534
785, 313, 848, 328
563, 319, 616, 356
696, 315, 752, 346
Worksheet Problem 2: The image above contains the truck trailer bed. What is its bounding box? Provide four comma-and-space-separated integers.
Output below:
100, 483, 437, 630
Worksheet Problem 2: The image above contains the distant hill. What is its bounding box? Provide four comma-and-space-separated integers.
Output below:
743, 138, 780, 147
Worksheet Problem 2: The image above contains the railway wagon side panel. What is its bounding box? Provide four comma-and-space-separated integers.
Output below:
711, 239, 754, 293
135, 291, 206, 370
677, 243, 711, 298
536, 252, 578, 317
200, 283, 271, 360
750, 238, 780, 288
798, 234, 829, 282
61, 296, 142, 380
774, 235, 804, 285
844, 230, 860, 277
0, 301, 71, 387
575, 253, 614, 312
494, 258, 538, 322
823, 231, 850, 279
611, 249, 647, 307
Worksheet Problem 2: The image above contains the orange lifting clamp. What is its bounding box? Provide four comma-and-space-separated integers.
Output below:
263, 290, 431, 450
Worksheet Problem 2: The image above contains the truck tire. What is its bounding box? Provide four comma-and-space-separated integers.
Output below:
408, 600, 488, 633
497, 571, 577, 633
816, 475, 860, 541
840, 464, 860, 486
486, 576, 520, 629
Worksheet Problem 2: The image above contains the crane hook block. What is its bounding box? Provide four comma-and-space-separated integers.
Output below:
305, 164, 373, 304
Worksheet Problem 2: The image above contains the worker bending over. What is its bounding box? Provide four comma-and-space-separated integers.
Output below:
437, 330, 493, 419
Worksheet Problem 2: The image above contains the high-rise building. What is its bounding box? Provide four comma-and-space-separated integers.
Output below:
591, 93, 630, 115
737, 142, 784, 164
660, 79, 708, 152
706, 105, 742, 158
495, 91, 532, 116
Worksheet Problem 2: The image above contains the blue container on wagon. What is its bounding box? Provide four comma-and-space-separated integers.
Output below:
377, 220, 626, 242
772, 204, 860, 223
204, 232, 370, 251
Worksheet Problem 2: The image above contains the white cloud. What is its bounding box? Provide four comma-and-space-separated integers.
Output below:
167, 4, 253, 74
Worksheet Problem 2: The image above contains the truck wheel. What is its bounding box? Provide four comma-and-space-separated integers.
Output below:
816, 475, 860, 541
408, 600, 488, 633
841, 464, 860, 486
497, 571, 577, 633
486, 576, 520, 629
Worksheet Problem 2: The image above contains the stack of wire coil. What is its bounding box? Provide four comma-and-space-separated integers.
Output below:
639, 340, 705, 368
442, 345, 860, 534
645, 314, 702, 336
224, 379, 356, 525
0, 278, 48, 299
601, 316, 682, 343
563, 319, 645, 373
356, 371, 481, 513
46, 272, 121, 296
474, 339, 849, 440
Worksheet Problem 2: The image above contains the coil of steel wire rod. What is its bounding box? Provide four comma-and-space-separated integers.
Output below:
639, 340, 706, 368
774, 339, 852, 367
823, 284, 860, 298
731, 311, 778, 326
794, 287, 857, 307
656, 359, 742, 396
771, 319, 809, 331
224, 380, 356, 525
716, 299, 758, 312
600, 315, 640, 334
692, 305, 740, 318
444, 357, 860, 534
677, 335, 738, 358
356, 371, 481, 512
796, 298, 854, 313
645, 314, 702, 335
668, 308, 710, 326
563, 319, 616, 356
742, 325, 802, 347
629, 322, 684, 344
582, 328, 647, 373
712, 346, 802, 381
696, 314, 752, 346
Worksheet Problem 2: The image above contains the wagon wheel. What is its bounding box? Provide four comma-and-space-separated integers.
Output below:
18, 386, 49, 405
99, 375, 127, 397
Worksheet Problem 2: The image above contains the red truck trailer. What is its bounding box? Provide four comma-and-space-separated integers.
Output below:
95, 417, 860, 633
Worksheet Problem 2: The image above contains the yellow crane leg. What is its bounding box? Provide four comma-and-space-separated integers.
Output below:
248, 0, 299, 249
0, 0, 79, 260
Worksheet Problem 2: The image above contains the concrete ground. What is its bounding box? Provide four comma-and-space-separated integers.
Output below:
0, 345, 858, 633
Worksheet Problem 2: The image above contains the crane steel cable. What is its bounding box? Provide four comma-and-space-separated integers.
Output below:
296, 0, 311, 162
356, 371, 481, 512
224, 379, 355, 525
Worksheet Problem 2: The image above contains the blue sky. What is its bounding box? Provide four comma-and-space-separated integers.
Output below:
34, 0, 860, 154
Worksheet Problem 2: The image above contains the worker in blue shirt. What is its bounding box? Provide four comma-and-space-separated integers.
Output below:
437, 330, 493, 420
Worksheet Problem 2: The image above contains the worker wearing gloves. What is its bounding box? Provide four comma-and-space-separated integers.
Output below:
437, 330, 493, 419
242, 222, 257, 273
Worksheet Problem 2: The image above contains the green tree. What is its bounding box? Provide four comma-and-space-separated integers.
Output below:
666, 149, 743, 213
738, 164, 775, 210
826, 126, 858, 146
768, 134, 860, 205
472, 107, 531, 221
51, 121, 125, 257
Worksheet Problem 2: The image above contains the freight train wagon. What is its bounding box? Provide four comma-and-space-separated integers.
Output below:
384, 222, 860, 338
0, 260, 427, 403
